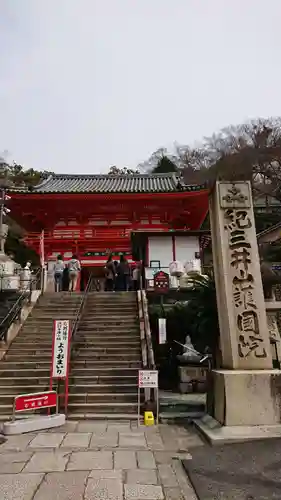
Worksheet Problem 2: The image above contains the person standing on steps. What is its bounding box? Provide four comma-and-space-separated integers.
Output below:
113, 260, 121, 291
67, 254, 81, 292
53, 254, 65, 292
132, 262, 140, 291
105, 254, 116, 291
118, 254, 130, 291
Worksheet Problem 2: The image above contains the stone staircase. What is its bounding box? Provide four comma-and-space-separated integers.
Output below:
0, 292, 83, 419
68, 291, 141, 419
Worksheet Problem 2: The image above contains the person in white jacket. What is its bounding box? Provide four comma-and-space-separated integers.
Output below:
67, 254, 81, 292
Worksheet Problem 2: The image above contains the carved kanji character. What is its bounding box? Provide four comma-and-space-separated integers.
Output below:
231, 248, 251, 271
232, 271, 256, 309
237, 309, 259, 334
238, 334, 267, 358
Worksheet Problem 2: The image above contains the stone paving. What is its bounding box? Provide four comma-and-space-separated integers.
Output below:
0, 420, 203, 499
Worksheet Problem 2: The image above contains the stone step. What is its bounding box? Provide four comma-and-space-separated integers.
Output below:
10, 340, 140, 348
13, 337, 55, 342
20, 328, 139, 336
67, 412, 138, 421
74, 335, 140, 341
0, 404, 15, 415
68, 383, 137, 393
26, 317, 76, 323
0, 361, 51, 369
7, 347, 140, 357
87, 291, 136, 296
18, 332, 53, 336
87, 297, 136, 302
22, 324, 54, 330
0, 369, 50, 377
68, 393, 138, 404
71, 353, 140, 362
0, 376, 51, 386
14, 338, 139, 346
7, 345, 53, 352
29, 304, 76, 309
77, 326, 139, 332
73, 340, 140, 346
69, 375, 138, 384
78, 319, 138, 326
85, 302, 136, 308
80, 317, 137, 322
71, 367, 139, 377
71, 360, 141, 368
86, 306, 136, 311
0, 386, 49, 398
74, 347, 141, 355
28, 314, 77, 320
67, 402, 138, 414
4, 353, 53, 360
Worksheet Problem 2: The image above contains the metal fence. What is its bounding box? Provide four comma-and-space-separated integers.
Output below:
0, 269, 42, 342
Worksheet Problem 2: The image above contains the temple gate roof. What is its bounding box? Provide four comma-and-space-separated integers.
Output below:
26, 173, 206, 194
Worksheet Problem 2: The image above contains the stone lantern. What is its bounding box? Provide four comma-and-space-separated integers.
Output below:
0, 186, 19, 291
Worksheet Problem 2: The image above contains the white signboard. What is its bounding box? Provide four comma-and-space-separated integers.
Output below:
138, 370, 158, 388
158, 318, 167, 344
52, 320, 70, 379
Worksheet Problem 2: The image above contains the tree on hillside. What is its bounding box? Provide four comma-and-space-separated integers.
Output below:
0, 159, 51, 188
108, 166, 139, 175
0, 158, 51, 265
178, 117, 281, 198
139, 148, 179, 174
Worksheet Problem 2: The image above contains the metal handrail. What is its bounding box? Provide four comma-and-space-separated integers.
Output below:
60, 274, 93, 415
0, 268, 42, 342
141, 289, 155, 370
137, 273, 157, 407
71, 273, 93, 340
137, 290, 148, 369
138, 270, 156, 370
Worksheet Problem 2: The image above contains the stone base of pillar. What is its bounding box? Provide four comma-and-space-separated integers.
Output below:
194, 369, 281, 444
213, 369, 281, 426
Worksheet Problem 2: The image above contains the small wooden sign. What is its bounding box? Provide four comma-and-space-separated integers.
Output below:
153, 271, 169, 292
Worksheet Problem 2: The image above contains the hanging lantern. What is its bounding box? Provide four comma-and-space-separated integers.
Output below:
169, 261, 184, 278
184, 259, 202, 275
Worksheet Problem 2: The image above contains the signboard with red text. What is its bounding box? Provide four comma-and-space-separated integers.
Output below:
14, 391, 57, 413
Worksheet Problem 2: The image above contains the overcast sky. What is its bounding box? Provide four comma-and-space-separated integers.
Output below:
0, 1, 280, 174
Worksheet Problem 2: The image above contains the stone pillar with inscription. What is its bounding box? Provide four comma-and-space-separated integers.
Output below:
207, 181, 281, 432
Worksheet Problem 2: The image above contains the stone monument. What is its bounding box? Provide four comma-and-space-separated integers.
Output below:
197, 181, 281, 441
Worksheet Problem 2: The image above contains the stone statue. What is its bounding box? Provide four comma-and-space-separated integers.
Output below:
0, 223, 20, 290
177, 335, 201, 364
20, 262, 32, 291
0, 223, 8, 254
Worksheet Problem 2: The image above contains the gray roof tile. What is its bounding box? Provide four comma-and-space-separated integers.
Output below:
30, 173, 205, 194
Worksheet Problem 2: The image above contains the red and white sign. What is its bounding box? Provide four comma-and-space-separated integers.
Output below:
138, 370, 158, 388
51, 320, 71, 379
14, 391, 57, 412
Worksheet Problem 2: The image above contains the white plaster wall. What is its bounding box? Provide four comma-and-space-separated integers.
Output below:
148, 236, 173, 268
175, 236, 200, 262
